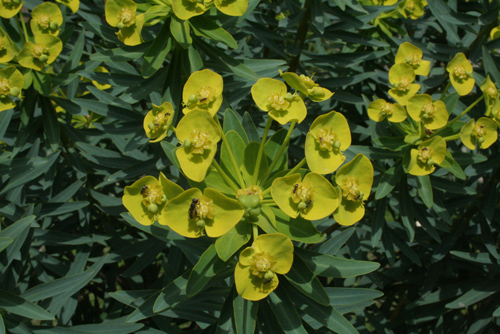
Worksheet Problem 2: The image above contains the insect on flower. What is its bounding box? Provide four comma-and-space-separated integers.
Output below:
292, 184, 299, 194
140, 185, 148, 195
263, 278, 273, 285
189, 198, 199, 219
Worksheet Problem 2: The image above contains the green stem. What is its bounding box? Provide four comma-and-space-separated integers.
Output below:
252, 116, 273, 186
214, 116, 246, 189
18, 12, 29, 43
211, 159, 240, 194
442, 134, 460, 142
439, 81, 451, 100
169, 125, 176, 134
285, 157, 306, 177
252, 224, 258, 241
260, 199, 275, 205
288, 0, 313, 72
260, 121, 297, 186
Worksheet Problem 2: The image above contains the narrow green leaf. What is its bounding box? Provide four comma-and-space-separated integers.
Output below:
375, 162, 403, 199
439, 150, 466, 180
399, 176, 415, 242
91, 43, 150, 62
170, 16, 192, 49
326, 288, 383, 306
0, 238, 13, 252
186, 244, 229, 296
190, 16, 238, 49
295, 248, 380, 278
416, 175, 433, 208
33, 71, 52, 97
224, 108, 249, 144
285, 255, 330, 306
142, 23, 172, 78
445, 281, 500, 309
233, 293, 258, 334
268, 288, 308, 334
0, 289, 55, 321
215, 220, 251, 261
450, 251, 494, 264
317, 227, 356, 256
273, 208, 323, 244
216, 289, 236, 334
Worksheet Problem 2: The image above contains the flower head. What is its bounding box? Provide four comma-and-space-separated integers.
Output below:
305, 111, 351, 174
398, 0, 427, 19
408, 136, 446, 175
0, 66, 23, 112
279, 71, 334, 102
271, 172, 339, 220
182, 69, 223, 116
143, 102, 175, 143
395, 42, 430, 76
235, 233, 293, 301
460, 118, 498, 150
480, 76, 498, 115
18, 34, 63, 71
172, 0, 248, 20
367, 99, 407, 123
0, 0, 23, 19
122, 173, 184, 226
491, 26, 500, 40
407, 94, 448, 130
161, 187, 244, 238
175, 110, 221, 182
105, 0, 144, 46
0, 33, 16, 64
388, 63, 420, 105
333, 154, 373, 226
30, 2, 63, 36
446, 53, 475, 96
251, 78, 307, 125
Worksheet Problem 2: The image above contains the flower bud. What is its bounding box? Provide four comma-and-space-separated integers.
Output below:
183, 138, 192, 147
248, 194, 261, 208
477, 136, 485, 144
39, 54, 49, 63
9, 87, 20, 97
334, 141, 342, 150
249, 207, 261, 217
426, 158, 435, 166
298, 202, 307, 210
284, 92, 294, 101
148, 203, 158, 214
188, 94, 198, 105
264, 271, 274, 280
148, 122, 155, 130
50, 21, 58, 31
117, 22, 125, 30
238, 194, 250, 207
196, 219, 205, 229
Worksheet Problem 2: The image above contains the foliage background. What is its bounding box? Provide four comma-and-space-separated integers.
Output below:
0, 0, 500, 333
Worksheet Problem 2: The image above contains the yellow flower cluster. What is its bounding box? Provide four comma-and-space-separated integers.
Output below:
123, 68, 374, 301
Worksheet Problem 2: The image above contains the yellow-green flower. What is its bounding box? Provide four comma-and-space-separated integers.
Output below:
333, 154, 373, 226
491, 26, 500, 40
398, 0, 427, 19
18, 34, 63, 71
395, 42, 430, 76
175, 109, 221, 182
30, 2, 63, 36
388, 63, 420, 106
0, 66, 23, 112
362, 0, 398, 5
446, 53, 474, 96
235, 233, 293, 301
56, 0, 80, 13
407, 94, 448, 130
172, 0, 248, 20
480, 76, 498, 115
0, 33, 16, 64
144, 102, 175, 143
105, 0, 144, 46
251, 78, 307, 125
408, 136, 446, 176
368, 99, 407, 123
182, 69, 223, 116
460, 117, 498, 150
0, 0, 22, 19
279, 71, 333, 102
305, 110, 351, 174
122, 173, 184, 226
161, 187, 244, 238
271, 172, 339, 221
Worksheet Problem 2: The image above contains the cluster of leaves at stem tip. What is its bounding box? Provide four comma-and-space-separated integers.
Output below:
122, 67, 375, 301
366, 41, 499, 178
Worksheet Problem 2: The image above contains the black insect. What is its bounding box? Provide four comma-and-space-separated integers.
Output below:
306, 200, 312, 208
199, 97, 208, 102
263, 278, 273, 285
189, 198, 199, 219
354, 194, 361, 201
140, 185, 148, 195
292, 184, 299, 194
